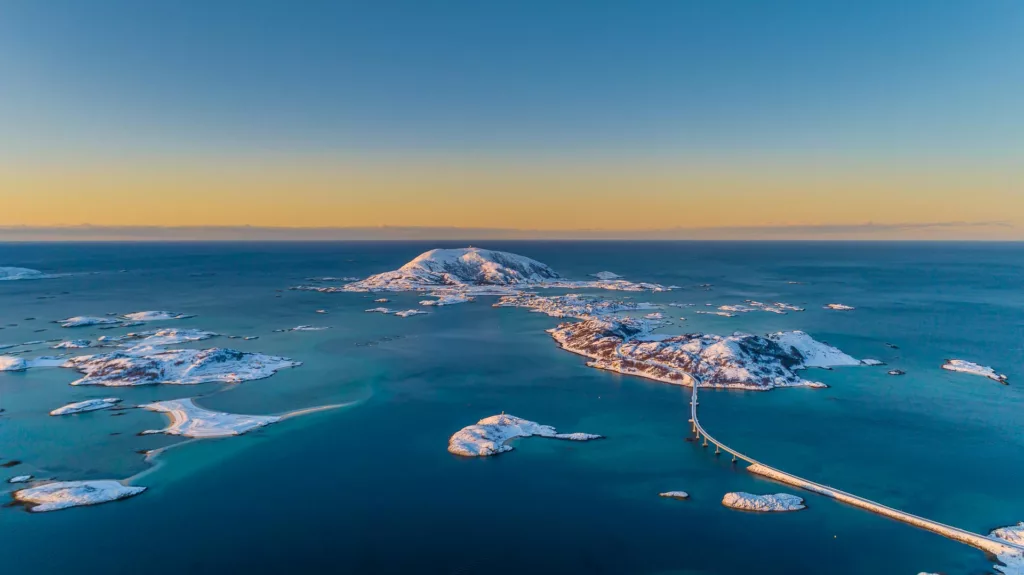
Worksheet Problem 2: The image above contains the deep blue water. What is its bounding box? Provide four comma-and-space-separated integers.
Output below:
1, 241, 1023, 574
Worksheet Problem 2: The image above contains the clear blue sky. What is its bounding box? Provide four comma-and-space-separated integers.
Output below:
1, 0, 1022, 237
3, 0, 1022, 155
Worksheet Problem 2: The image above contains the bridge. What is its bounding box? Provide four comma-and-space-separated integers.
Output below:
686, 375, 1024, 559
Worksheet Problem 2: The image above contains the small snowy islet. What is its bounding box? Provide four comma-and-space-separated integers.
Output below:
448, 414, 603, 457
722, 492, 806, 512
13, 480, 146, 512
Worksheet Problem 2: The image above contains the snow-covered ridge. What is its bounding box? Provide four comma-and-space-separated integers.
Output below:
141, 398, 281, 438
722, 492, 805, 512
767, 330, 865, 367
50, 398, 122, 416
64, 348, 300, 386
942, 359, 1008, 384
448, 414, 603, 457
547, 318, 874, 390
13, 480, 145, 512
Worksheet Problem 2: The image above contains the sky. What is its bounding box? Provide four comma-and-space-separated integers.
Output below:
1, 0, 1022, 239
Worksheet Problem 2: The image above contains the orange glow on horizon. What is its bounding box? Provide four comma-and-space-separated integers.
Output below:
3, 155, 1021, 238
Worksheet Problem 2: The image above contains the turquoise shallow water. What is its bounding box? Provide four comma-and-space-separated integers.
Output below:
1, 241, 1022, 574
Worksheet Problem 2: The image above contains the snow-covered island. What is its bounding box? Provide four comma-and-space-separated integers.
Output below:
717, 301, 804, 315
591, 271, 623, 280
694, 310, 736, 317
825, 303, 855, 311
8, 475, 33, 483
494, 293, 658, 320
659, 491, 689, 500
292, 247, 671, 296
942, 359, 1008, 384
547, 316, 876, 390
420, 293, 474, 306
57, 316, 121, 328
141, 398, 281, 438
988, 523, 1024, 574
0, 356, 28, 371
13, 480, 145, 512
116, 328, 218, 353
64, 348, 300, 386
120, 311, 193, 322
50, 398, 122, 416
52, 339, 91, 349
365, 307, 428, 317
277, 325, 330, 332
346, 247, 560, 290
0, 266, 50, 281
0, 355, 65, 371
722, 492, 806, 512
448, 414, 603, 457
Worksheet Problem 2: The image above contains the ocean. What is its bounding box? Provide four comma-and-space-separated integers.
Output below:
1, 241, 1022, 574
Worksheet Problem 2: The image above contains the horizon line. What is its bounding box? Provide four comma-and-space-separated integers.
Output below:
0, 222, 1019, 242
